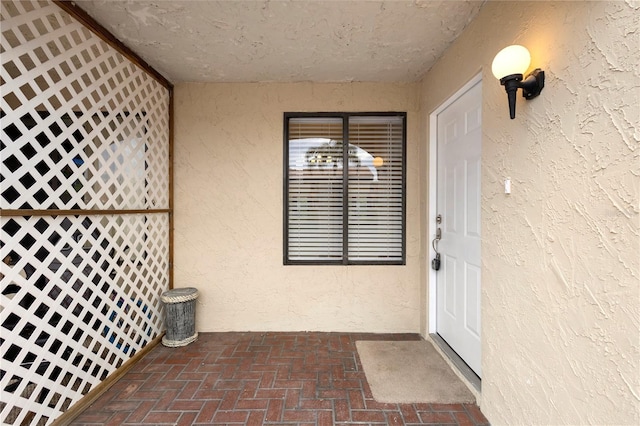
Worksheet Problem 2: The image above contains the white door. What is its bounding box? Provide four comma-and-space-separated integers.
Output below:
435, 79, 482, 376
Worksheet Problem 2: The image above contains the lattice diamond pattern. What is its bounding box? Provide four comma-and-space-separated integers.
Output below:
1, 1, 171, 425
1, 0, 170, 210
1, 214, 168, 425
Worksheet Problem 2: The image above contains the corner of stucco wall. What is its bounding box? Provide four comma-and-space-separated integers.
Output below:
420, 1, 639, 424
417, 76, 429, 338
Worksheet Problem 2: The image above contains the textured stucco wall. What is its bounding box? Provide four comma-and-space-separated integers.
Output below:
174, 83, 421, 333
420, 1, 639, 424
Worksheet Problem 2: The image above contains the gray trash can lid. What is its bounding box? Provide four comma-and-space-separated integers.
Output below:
161, 287, 199, 303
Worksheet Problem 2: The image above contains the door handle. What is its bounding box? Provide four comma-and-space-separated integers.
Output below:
433, 214, 442, 250
431, 219, 442, 271
432, 227, 441, 253
431, 231, 441, 271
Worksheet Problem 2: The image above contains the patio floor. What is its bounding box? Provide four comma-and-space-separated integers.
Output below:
71, 332, 489, 425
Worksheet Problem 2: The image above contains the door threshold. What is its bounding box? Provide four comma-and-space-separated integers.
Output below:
429, 333, 481, 393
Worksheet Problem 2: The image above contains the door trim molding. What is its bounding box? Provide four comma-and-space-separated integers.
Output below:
428, 72, 483, 334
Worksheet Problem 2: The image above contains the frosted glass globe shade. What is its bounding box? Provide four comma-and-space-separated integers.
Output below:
492, 45, 531, 79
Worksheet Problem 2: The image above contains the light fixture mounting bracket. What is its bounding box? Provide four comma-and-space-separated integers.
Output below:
498, 69, 545, 119
521, 68, 544, 100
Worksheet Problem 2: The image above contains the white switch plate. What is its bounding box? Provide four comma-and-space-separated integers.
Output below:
505, 178, 511, 194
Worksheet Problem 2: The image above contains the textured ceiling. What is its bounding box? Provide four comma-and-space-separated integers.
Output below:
78, 0, 485, 83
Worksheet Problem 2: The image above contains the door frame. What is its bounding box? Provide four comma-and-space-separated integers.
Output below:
428, 71, 483, 334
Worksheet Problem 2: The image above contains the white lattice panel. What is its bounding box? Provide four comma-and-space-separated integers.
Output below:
1, 1, 171, 425
1, 214, 169, 425
1, 0, 170, 210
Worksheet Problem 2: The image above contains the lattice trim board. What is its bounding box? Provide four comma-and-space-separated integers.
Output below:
1, 1, 171, 425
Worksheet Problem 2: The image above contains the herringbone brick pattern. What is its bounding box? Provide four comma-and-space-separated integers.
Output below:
72, 332, 489, 425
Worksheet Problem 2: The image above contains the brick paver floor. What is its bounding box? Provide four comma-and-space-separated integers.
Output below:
72, 332, 489, 425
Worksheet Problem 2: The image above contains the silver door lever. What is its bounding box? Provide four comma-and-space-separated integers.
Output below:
432, 227, 441, 253
433, 214, 443, 252
432, 216, 442, 270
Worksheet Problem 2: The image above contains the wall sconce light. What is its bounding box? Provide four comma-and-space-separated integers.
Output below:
492, 45, 545, 119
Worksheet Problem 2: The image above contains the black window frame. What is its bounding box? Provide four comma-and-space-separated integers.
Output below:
283, 111, 407, 266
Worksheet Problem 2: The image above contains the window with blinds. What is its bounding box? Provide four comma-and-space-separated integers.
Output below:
284, 113, 406, 265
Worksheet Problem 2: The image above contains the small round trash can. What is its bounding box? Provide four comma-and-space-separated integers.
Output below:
161, 287, 199, 347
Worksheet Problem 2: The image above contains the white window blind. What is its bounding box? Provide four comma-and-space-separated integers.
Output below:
287, 117, 344, 261
348, 116, 404, 262
285, 113, 405, 264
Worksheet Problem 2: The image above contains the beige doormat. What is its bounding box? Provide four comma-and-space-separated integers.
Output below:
356, 340, 475, 404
